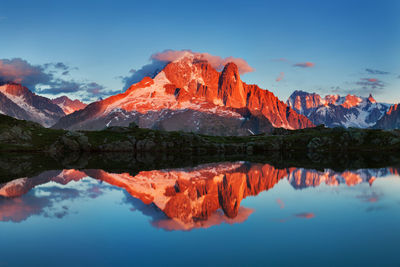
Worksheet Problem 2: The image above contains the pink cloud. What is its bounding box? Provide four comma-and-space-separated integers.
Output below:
272, 58, 288, 62
0, 58, 49, 85
293, 62, 315, 68
276, 72, 284, 82
151, 49, 254, 74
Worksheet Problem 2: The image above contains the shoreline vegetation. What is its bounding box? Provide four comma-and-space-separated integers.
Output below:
1, 114, 400, 156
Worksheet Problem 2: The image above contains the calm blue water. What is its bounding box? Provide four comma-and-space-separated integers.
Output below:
0, 162, 399, 266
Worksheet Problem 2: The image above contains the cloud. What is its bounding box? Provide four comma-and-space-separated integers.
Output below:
293, 62, 315, 68
0, 57, 108, 100
330, 86, 342, 93
276, 72, 284, 82
38, 79, 81, 94
327, 76, 386, 96
365, 68, 390, 75
120, 62, 167, 90
120, 49, 254, 90
37, 80, 112, 101
152, 49, 254, 74
356, 78, 385, 91
271, 58, 288, 62
0, 58, 51, 87
85, 82, 108, 96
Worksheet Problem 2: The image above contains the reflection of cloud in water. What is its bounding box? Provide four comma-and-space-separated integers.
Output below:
294, 212, 315, 219
0, 178, 111, 222
276, 198, 285, 209
277, 212, 316, 223
0, 192, 50, 222
356, 191, 382, 203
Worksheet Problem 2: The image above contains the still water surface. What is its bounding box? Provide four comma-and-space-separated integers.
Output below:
0, 160, 399, 266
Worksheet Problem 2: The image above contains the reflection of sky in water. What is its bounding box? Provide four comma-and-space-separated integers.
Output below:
0, 169, 399, 266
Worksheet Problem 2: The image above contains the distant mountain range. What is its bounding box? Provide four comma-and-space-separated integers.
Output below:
0, 54, 399, 132
287, 90, 391, 128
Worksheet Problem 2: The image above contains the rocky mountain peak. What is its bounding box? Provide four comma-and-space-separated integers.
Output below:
218, 62, 246, 108
367, 94, 377, 104
0, 83, 30, 96
51, 96, 87, 115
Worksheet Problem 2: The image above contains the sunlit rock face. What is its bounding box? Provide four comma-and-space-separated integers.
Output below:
0, 83, 65, 127
0, 164, 398, 230
53, 54, 313, 134
373, 104, 400, 130
287, 91, 390, 128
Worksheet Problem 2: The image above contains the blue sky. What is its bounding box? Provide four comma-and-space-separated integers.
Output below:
0, 0, 399, 102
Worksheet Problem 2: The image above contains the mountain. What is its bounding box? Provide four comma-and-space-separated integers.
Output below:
373, 104, 400, 129
287, 90, 390, 128
53, 53, 314, 135
0, 83, 65, 127
51, 96, 87, 115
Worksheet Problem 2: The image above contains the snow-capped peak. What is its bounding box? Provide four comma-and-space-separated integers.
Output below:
287, 90, 390, 128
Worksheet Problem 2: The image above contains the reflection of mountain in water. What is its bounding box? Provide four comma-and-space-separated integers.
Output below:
0, 162, 398, 230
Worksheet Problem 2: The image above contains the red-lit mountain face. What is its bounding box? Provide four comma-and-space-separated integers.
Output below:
53, 54, 314, 135
373, 104, 400, 130
51, 96, 87, 115
0, 83, 65, 127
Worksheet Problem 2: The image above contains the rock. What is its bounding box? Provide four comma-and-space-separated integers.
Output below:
389, 137, 400, 145
76, 135, 90, 151
65, 131, 82, 137
371, 138, 381, 145
349, 130, 365, 145
128, 122, 139, 129
307, 137, 323, 151
0, 126, 31, 142
274, 128, 292, 135
246, 144, 254, 154
99, 141, 134, 152
136, 140, 146, 151
60, 135, 80, 151
144, 140, 156, 151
